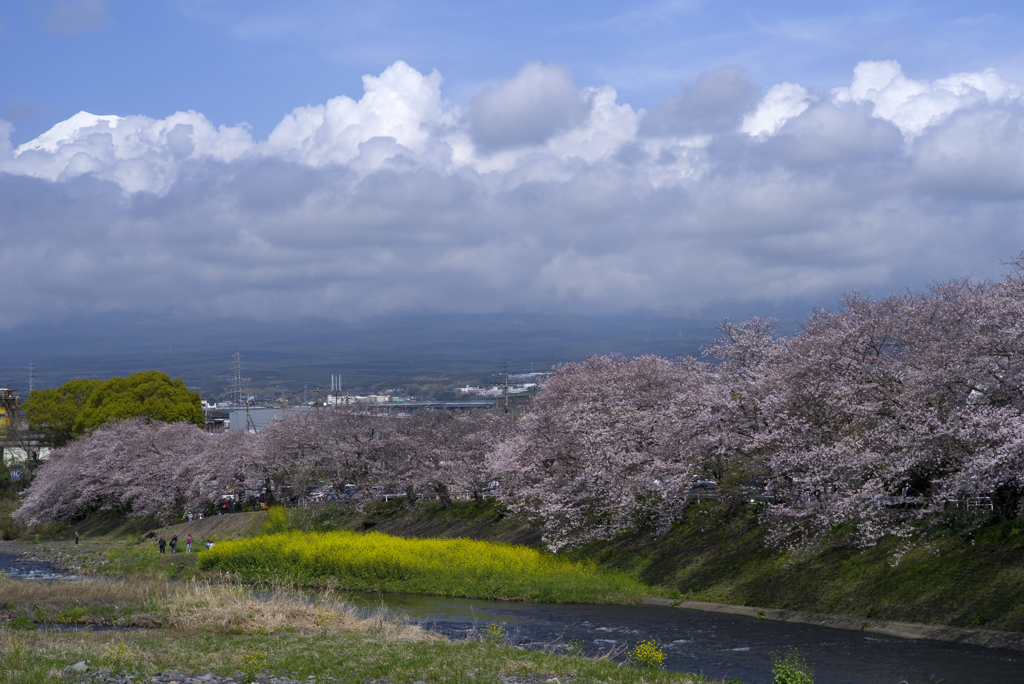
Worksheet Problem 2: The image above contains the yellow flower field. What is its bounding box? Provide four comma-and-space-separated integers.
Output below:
197, 530, 655, 603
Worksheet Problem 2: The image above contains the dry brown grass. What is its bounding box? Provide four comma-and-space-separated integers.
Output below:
0, 575, 173, 607
1, 575, 171, 625
163, 581, 433, 640
0, 576, 435, 641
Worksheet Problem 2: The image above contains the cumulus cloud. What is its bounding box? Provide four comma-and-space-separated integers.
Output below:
6, 111, 252, 193
264, 61, 446, 166
833, 59, 1021, 137
469, 63, 591, 151
641, 65, 760, 137
741, 83, 815, 137
1, 59, 1023, 330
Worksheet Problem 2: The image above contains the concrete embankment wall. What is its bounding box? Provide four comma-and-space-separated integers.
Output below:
641, 597, 1024, 652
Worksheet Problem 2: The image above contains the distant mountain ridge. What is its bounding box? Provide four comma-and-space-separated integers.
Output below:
0, 311, 804, 398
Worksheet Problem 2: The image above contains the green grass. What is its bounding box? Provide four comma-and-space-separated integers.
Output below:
578, 502, 1024, 631
0, 495, 24, 540
0, 578, 716, 684
90, 545, 203, 581
196, 528, 667, 603
0, 630, 716, 684
27, 495, 1024, 631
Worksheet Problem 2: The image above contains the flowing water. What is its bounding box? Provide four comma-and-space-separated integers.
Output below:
5, 552, 1023, 682
0, 551, 74, 580
351, 593, 1024, 684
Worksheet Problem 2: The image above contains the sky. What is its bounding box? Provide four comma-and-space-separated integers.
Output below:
2, 0, 1024, 333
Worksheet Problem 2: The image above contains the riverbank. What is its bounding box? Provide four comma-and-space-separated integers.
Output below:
578, 502, 1024, 634
293, 500, 1024, 635
13, 499, 1024, 638
0, 577, 715, 684
640, 598, 1024, 652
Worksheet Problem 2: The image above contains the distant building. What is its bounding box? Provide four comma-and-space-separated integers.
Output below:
204, 409, 230, 432
227, 406, 314, 432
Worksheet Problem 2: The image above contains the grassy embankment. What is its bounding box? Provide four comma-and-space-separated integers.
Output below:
270, 497, 1024, 631
576, 501, 1024, 632
0, 507, 720, 683
31, 502, 661, 604
0, 577, 713, 684
18, 495, 1024, 630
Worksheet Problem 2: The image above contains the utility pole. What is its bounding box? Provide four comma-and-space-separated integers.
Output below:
331, 374, 342, 407
232, 349, 243, 408
501, 360, 509, 415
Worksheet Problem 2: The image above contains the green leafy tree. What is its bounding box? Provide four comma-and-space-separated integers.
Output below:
75, 371, 203, 434
21, 379, 102, 448
23, 372, 203, 446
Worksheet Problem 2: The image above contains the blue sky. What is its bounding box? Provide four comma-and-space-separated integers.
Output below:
5, 1, 1023, 144
2, 0, 1024, 332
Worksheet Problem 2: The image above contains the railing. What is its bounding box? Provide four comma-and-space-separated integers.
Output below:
946, 496, 993, 510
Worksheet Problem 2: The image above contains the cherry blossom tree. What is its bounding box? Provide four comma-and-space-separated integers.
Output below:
390, 410, 509, 506
490, 355, 709, 550
15, 253, 1024, 551
739, 264, 1024, 548
15, 418, 210, 524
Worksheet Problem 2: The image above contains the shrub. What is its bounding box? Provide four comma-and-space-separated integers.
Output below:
1, 634, 27, 669
263, 506, 289, 535
234, 645, 268, 683
6, 616, 35, 631
772, 648, 814, 684
98, 635, 138, 674
482, 622, 509, 645
563, 639, 586, 658
626, 638, 665, 669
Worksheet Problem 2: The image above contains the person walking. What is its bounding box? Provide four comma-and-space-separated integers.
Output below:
158, 538, 166, 554
170, 535, 178, 554
186, 534, 193, 553
74, 530, 79, 545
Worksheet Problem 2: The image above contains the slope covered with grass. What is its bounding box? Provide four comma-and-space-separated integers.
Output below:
578, 502, 1024, 631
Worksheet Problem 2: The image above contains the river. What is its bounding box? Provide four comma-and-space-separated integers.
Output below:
5, 550, 1023, 683
354, 593, 1024, 684
0, 550, 75, 580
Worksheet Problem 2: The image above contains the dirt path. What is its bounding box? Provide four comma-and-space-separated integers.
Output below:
141, 511, 266, 543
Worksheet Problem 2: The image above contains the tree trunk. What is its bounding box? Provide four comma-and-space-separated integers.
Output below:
405, 484, 418, 506
436, 482, 453, 508
993, 483, 1021, 522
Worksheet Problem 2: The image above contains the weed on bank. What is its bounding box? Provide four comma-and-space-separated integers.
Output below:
0, 630, 716, 684
196, 529, 659, 603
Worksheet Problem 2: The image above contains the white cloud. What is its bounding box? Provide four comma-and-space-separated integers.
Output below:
831, 59, 1021, 137
263, 60, 446, 167
2, 60, 1024, 329
742, 83, 815, 137
5, 111, 252, 193
546, 86, 639, 163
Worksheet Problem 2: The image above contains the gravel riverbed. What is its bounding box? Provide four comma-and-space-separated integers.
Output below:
62, 663, 570, 684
